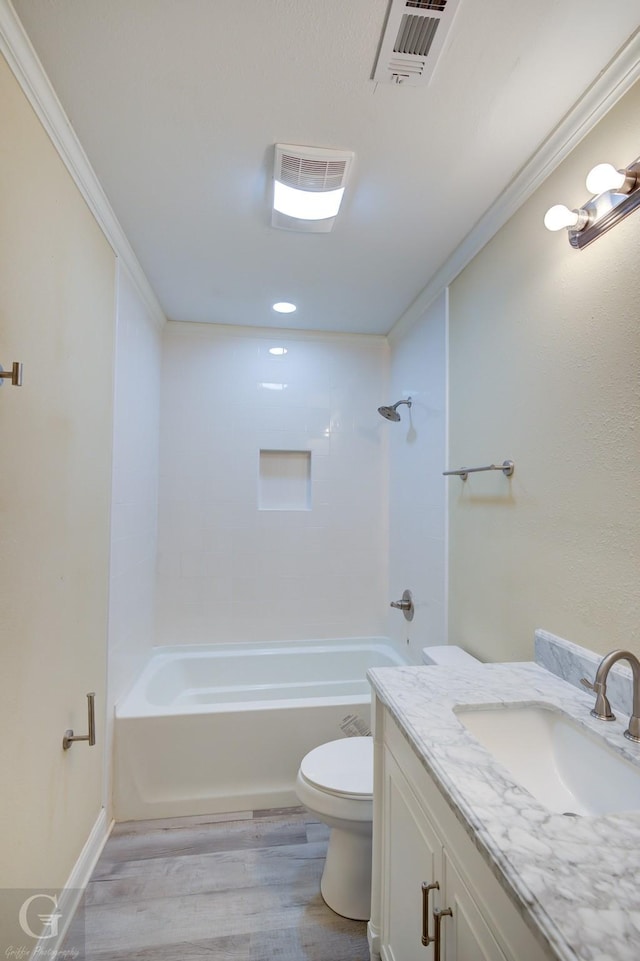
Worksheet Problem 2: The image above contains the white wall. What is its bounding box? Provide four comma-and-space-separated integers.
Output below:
156, 322, 389, 645
105, 263, 162, 808
387, 292, 448, 664
448, 77, 640, 663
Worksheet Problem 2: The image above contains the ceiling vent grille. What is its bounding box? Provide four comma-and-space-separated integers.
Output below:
279, 154, 348, 192
372, 0, 461, 86
272, 144, 354, 233
406, 0, 448, 10
394, 14, 439, 57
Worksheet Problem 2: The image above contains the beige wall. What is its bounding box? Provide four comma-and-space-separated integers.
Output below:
0, 54, 115, 887
448, 79, 640, 663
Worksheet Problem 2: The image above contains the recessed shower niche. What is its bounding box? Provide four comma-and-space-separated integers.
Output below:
259, 449, 311, 511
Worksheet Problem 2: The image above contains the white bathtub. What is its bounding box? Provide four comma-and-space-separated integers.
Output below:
114, 638, 406, 821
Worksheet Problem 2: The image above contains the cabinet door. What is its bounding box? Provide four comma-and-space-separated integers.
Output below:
382, 748, 442, 961
441, 851, 508, 961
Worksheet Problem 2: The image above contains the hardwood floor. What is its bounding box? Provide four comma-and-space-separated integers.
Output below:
64, 808, 370, 961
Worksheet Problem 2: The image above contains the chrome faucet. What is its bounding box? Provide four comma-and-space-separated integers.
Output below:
581, 649, 640, 743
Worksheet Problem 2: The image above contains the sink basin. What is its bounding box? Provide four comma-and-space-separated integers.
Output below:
455, 703, 640, 816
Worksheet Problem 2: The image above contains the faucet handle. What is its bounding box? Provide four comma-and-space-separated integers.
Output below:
580, 676, 615, 721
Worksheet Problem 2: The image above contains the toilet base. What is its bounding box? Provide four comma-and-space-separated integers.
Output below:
320, 823, 372, 921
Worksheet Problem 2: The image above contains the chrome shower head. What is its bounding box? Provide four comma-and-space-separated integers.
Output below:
377, 397, 412, 421
378, 405, 401, 421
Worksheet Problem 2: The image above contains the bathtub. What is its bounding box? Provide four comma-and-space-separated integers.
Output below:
114, 637, 407, 821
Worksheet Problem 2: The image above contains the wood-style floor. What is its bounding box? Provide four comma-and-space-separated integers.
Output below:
64, 807, 370, 961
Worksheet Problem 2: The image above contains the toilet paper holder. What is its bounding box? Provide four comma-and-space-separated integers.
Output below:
63, 692, 96, 750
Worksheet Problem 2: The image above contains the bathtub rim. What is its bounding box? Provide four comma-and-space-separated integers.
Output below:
116, 636, 407, 719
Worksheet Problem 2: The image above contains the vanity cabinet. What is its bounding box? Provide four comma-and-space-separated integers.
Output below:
370, 700, 551, 961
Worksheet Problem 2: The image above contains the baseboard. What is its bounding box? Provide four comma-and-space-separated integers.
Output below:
367, 920, 381, 961
29, 808, 113, 959
114, 788, 299, 822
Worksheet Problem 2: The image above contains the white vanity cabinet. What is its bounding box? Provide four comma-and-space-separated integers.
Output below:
370, 700, 552, 961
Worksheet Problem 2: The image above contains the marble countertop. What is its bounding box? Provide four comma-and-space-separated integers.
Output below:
367, 661, 640, 961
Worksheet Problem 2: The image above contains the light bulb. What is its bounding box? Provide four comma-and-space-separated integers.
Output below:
585, 163, 627, 195
543, 204, 581, 231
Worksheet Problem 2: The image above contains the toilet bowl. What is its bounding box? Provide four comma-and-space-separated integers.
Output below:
295, 645, 479, 921
421, 644, 479, 667
295, 736, 373, 920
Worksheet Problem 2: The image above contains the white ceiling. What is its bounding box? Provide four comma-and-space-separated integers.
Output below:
12, 0, 640, 335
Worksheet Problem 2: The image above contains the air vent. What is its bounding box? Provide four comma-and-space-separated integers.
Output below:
279, 155, 348, 192
388, 58, 426, 83
406, 1, 447, 10
372, 0, 461, 86
272, 144, 354, 233
394, 14, 439, 56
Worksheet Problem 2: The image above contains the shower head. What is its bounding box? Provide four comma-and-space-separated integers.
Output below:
377, 397, 412, 421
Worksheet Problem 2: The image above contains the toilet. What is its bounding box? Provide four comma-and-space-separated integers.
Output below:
295, 644, 479, 920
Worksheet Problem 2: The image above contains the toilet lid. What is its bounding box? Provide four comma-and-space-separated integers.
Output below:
300, 737, 373, 798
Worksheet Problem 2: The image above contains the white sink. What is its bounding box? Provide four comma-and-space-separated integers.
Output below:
455, 703, 640, 816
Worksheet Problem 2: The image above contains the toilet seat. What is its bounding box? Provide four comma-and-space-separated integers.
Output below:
299, 737, 373, 799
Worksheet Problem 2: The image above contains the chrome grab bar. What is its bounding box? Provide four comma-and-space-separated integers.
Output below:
443, 460, 514, 481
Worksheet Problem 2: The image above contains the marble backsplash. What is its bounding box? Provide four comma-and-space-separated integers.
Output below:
534, 629, 633, 718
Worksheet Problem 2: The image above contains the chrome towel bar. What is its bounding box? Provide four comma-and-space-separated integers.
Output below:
443, 460, 514, 482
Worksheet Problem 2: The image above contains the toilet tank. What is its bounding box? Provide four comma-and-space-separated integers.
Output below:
422, 645, 479, 666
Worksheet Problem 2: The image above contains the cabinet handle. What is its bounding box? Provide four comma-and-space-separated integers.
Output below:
433, 907, 453, 961
421, 881, 439, 946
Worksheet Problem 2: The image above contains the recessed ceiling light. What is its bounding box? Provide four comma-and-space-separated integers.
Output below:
272, 302, 296, 313
268, 347, 288, 356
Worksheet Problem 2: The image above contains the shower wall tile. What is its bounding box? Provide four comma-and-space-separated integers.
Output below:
388, 291, 448, 664
155, 323, 389, 645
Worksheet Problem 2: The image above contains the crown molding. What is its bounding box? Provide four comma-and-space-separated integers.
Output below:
389, 28, 640, 345
0, 0, 166, 329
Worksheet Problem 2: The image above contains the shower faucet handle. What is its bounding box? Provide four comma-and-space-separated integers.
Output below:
390, 598, 411, 611
390, 589, 414, 621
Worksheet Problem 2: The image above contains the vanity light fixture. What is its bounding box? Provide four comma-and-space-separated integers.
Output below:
544, 154, 640, 249
268, 346, 288, 356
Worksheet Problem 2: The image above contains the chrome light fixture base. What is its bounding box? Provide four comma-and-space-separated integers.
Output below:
568, 158, 640, 249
